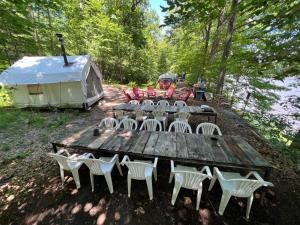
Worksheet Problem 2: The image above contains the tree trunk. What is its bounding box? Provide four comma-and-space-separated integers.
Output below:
216, 0, 239, 94
230, 75, 240, 106
46, 5, 55, 55
203, 21, 212, 67
208, 5, 226, 64
79, 0, 85, 18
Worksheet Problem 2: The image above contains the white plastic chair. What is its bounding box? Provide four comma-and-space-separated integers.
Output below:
114, 110, 128, 121
140, 119, 162, 131
129, 100, 140, 105
157, 100, 170, 106
80, 153, 123, 193
48, 149, 90, 189
98, 117, 119, 129
135, 109, 147, 123
174, 111, 191, 123
208, 167, 274, 219
117, 118, 138, 130
168, 121, 192, 133
152, 110, 168, 131
121, 155, 158, 200
196, 122, 222, 135
169, 160, 212, 210
174, 100, 187, 108
142, 100, 155, 106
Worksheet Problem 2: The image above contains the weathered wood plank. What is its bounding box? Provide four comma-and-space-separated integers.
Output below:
202, 135, 230, 163
108, 130, 132, 151
185, 133, 202, 160
223, 136, 253, 166
216, 136, 241, 164
129, 131, 151, 154
176, 133, 189, 158
232, 136, 270, 167
87, 129, 116, 150
120, 130, 140, 152
193, 135, 214, 161
143, 132, 160, 155
154, 132, 176, 157
100, 129, 120, 150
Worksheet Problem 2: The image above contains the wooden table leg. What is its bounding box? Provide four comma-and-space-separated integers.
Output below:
52, 143, 58, 153
264, 167, 272, 181
260, 167, 273, 206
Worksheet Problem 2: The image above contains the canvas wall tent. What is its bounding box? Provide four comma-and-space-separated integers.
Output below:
0, 55, 104, 109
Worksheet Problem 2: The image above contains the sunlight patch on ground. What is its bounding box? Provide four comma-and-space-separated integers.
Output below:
96, 213, 106, 225
89, 206, 102, 216
71, 204, 82, 214
114, 211, 121, 221
84, 202, 93, 212
199, 208, 212, 225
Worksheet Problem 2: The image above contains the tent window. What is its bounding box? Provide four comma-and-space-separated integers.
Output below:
28, 84, 43, 95
86, 66, 102, 98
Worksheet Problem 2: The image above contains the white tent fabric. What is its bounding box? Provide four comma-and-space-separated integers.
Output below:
0, 55, 89, 85
0, 55, 104, 108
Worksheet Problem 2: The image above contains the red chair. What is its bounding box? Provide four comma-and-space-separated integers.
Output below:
179, 89, 192, 102
159, 79, 172, 90
146, 86, 156, 98
132, 87, 144, 101
122, 90, 133, 102
163, 86, 175, 99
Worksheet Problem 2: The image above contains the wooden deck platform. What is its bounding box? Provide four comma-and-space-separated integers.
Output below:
52, 127, 272, 179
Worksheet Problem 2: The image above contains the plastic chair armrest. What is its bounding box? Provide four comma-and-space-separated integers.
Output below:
121, 155, 130, 165
245, 171, 264, 181
110, 154, 119, 163
214, 167, 225, 181
245, 171, 274, 187
57, 149, 71, 156
200, 166, 212, 178
170, 160, 175, 173
153, 157, 158, 168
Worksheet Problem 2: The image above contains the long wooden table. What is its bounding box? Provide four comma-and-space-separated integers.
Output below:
52, 127, 272, 180
113, 103, 218, 123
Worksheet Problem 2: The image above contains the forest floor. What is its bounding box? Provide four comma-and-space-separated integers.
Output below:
0, 84, 299, 225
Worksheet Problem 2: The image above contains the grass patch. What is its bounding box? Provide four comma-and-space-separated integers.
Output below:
48, 112, 75, 130
0, 109, 78, 134
3, 150, 32, 164
0, 143, 10, 151
0, 109, 47, 132
0, 86, 13, 107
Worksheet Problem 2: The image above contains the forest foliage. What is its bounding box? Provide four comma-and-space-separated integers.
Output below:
0, 0, 299, 159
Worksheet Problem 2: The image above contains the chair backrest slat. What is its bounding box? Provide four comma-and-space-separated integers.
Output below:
168, 121, 192, 133
157, 100, 169, 106
99, 118, 119, 129
129, 100, 140, 105
196, 122, 222, 135
140, 119, 162, 131
174, 100, 187, 108
142, 100, 154, 105
118, 118, 138, 130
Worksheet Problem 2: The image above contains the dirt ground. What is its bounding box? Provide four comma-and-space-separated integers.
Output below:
0, 84, 299, 225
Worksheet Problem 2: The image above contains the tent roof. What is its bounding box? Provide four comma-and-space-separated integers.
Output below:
0, 55, 90, 85
159, 72, 177, 80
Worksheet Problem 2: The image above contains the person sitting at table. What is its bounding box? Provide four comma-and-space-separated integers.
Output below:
193, 77, 207, 101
